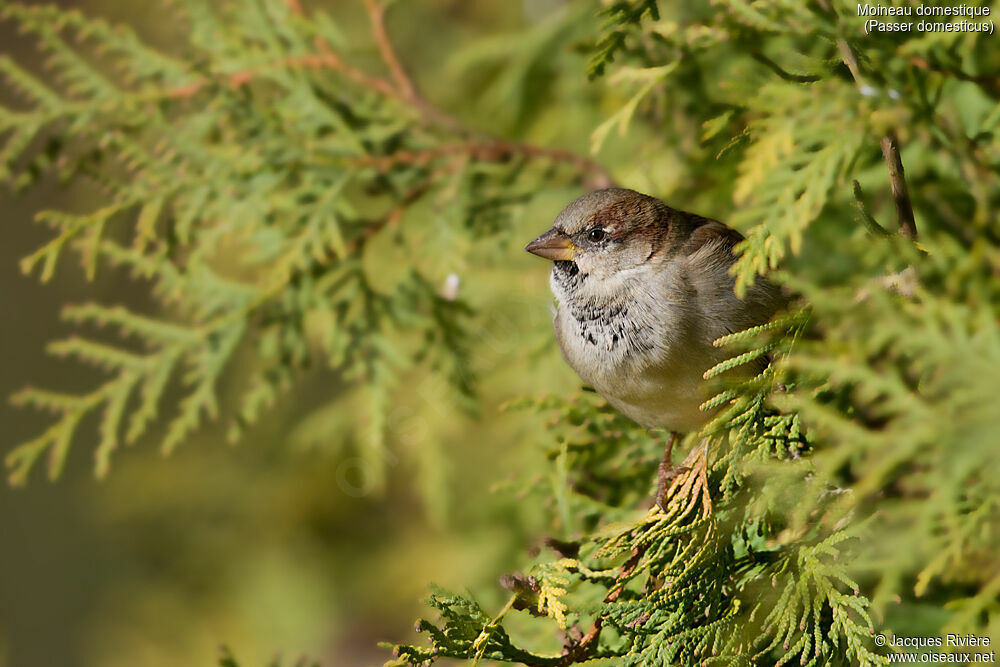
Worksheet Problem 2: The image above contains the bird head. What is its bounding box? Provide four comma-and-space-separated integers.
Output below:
525, 188, 680, 280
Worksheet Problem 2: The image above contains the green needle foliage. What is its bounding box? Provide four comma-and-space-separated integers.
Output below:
0, 0, 603, 486
388, 0, 1000, 664
3, 0, 999, 665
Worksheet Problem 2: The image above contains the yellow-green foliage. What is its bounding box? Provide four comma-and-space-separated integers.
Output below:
3, 0, 998, 665
391, 1, 1000, 665
0, 0, 594, 486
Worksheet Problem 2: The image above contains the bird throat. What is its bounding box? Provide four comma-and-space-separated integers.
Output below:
553, 259, 579, 276
551, 261, 654, 357
552, 260, 582, 293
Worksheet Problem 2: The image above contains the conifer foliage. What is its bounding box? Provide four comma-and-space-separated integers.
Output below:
3, 0, 998, 665
387, 0, 999, 663
0, 0, 606, 484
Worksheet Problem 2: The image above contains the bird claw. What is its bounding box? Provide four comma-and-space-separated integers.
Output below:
652, 431, 686, 513
654, 463, 690, 513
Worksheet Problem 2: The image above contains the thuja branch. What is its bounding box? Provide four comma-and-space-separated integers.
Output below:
175, 0, 613, 187
351, 143, 611, 187
363, 0, 418, 104
0, 0, 610, 483
355, 0, 611, 187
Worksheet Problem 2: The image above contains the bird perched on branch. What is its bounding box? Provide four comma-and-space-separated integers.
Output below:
526, 188, 785, 508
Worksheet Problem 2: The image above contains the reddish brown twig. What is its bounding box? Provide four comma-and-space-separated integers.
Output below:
169, 0, 613, 197
166, 51, 396, 100
351, 142, 613, 188
558, 546, 645, 665
358, 0, 478, 136
344, 183, 433, 256
363, 0, 417, 101
311, 37, 399, 99
503, 142, 614, 189
359, 0, 610, 185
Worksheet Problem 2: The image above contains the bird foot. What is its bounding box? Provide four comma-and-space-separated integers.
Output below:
652, 431, 687, 513
654, 462, 690, 513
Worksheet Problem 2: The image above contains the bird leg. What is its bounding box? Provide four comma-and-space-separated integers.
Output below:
654, 431, 689, 512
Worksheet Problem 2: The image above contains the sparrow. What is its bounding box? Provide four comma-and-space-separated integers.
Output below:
525, 188, 785, 507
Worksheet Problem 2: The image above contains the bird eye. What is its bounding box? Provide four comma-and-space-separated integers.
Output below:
587, 228, 607, 243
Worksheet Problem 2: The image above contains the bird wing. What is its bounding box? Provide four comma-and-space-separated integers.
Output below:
679, 218, 746, 258
679, 218, 785, 342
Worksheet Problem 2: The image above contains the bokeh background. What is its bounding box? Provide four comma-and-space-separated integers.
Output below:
0, 1, 641, 665
8, 0, 995, 664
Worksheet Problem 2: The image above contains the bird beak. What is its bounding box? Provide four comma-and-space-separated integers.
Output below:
525, 228, 575, 261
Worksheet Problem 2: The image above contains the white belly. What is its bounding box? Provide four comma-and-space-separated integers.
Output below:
554, 303, 717, 432
597, 363, 711, 431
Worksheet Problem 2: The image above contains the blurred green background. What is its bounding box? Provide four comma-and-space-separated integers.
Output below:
5, 0, 909, 662
0, 1, 627, 665
5, 0, 999, 663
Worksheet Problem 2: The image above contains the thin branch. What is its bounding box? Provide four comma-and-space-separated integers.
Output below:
345, 182, 434, 255
879, 134, 917, 240
363, 0, 417, 101
347, 0, 469, 134
851, 180, 890, 237
557, 545, 646, 665
354, 0, 611, 186
836, 37, 863, 84
351, 142, 613, 188
908, 56, 1000, 95
310, 38, 400, 101
506, 142, 614, 189
166, 51, 397, 100
836, 36, 918, 239
750, 51, 821, 83
169, 1, 614, 190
